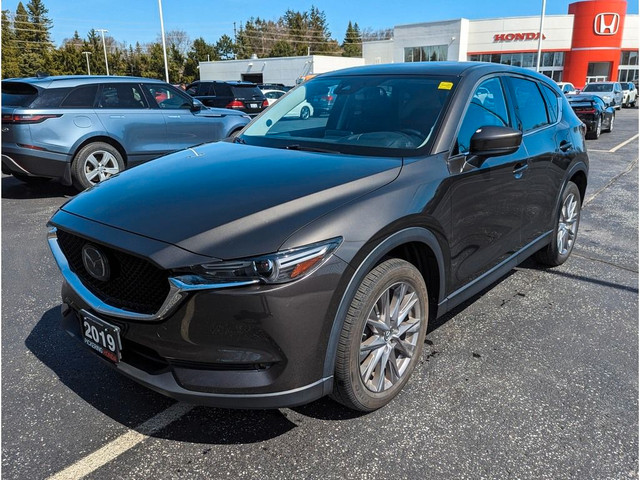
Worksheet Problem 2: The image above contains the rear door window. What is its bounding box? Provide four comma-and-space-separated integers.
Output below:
509, 77, 549, 132
98, 84, 147, 109
61, 85, 99, 108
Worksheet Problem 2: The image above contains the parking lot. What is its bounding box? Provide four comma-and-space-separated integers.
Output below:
2, 107, 638, 479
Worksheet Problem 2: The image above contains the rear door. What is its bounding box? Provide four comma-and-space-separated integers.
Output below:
231, 85, 266, 115
142, 83, 225, 149
94, 83, 168, 165
505, 76, 560, 246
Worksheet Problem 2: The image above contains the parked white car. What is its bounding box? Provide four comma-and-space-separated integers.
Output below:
621, 82, 637, 108
557, 82, 578, 95
262, 89, 287, 105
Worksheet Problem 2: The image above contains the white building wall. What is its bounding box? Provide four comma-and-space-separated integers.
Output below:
362, 39, 394, 64
467, 15, 574, 53
392, 19, 463, 63
621, 14, 639, 49
198, 55, 363, 85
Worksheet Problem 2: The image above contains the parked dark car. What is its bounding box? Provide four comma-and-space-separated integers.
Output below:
308, 84, 337, 116
48, 62, 588, 411
185, 81, 268, 116
1, 76, 250, 190
567, 93, 615, 139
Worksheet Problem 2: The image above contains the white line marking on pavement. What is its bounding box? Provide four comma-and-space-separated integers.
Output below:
48, 403, 194, 480
609, 133, 639, 153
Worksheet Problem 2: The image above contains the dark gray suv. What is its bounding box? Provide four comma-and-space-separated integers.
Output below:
48, 63, 588, 411
2, 76, 250, 190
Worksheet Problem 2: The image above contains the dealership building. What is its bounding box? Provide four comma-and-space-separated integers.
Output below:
199, 0, 637, 88
364, 0, 638, 87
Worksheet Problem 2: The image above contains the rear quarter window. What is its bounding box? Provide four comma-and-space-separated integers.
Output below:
29, 88, 72, 108
540, 85, 559, 124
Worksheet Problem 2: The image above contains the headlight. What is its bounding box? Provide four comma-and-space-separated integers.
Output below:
183, 237, 342, 285
603, 95, 612, 101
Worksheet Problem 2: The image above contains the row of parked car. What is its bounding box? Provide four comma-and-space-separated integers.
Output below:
557, 80, 636, 141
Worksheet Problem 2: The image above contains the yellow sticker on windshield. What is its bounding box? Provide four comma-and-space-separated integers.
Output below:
438, 81, 453, 90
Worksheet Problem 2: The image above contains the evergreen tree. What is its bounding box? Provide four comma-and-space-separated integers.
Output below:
2, 10, 21, 78
342, 21, 362, 57
184, 37, 218, 82
22, 0, 54, 74
215, 34, 235, 61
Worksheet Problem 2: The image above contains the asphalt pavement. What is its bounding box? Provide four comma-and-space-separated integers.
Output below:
2, 107, 638, 479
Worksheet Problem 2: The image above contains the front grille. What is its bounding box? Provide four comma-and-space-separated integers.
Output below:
56, 229, 170, 315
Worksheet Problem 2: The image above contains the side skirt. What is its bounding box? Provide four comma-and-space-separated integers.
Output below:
437, 231, 552, 317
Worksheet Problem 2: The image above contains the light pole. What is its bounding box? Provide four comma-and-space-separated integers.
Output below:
535, 0, 547, 73
158, 0, 170, 83
82, 51, 92, 75
96, 28, 110, 75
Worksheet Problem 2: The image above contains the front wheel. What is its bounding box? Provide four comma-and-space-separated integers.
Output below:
332, 259, 429, 411
535, 181, 581, 267
72, 142, 124, 191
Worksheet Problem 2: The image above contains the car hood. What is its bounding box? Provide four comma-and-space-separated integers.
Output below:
57, 142, 401, 260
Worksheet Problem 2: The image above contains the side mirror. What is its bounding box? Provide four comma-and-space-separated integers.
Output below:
191, 99, 204, 111
470, 125, 522, 157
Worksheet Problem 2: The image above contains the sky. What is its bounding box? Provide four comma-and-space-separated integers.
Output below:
4, 0, 639, 48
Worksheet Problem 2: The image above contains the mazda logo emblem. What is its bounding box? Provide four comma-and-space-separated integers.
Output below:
81, 244, 110, 281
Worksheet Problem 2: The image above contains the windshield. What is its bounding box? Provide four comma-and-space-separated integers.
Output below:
239, 75, 456, 156
583, 83, 613, 93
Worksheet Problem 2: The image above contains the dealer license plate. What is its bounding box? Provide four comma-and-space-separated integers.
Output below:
80, 311, 122, 363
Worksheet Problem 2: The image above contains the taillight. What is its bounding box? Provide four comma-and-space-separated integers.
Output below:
226, 100, 244, 109
576, 108, 596, 114
262, 99, 269, 108
2, 113, 62, 124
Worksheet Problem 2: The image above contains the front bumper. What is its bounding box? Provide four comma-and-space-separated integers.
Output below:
2, 143, 72, 183
57, 251, 352, 408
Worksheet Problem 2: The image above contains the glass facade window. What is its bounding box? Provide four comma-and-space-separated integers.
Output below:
468, 52, 565, 82
404, 45, 448, 62
618, 50, 639, 83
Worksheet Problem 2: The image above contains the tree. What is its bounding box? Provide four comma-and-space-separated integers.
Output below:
22, 0, 54, 74
215, 34, 235, 60
342, 21, 362, 57
184, 37, 218, 82
2, 10, 21, 78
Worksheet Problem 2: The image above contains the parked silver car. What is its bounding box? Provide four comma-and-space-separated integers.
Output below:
581, 81, 623, 109
2, 76, 250, 190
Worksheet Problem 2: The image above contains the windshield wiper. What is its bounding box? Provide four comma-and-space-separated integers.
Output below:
283, 144, 341, 154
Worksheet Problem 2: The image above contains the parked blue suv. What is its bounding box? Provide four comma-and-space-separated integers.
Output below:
1, 76, 250, 190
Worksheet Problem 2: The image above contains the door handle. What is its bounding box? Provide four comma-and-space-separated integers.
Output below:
513, 163, 529, 179
167, 115, 181, 118
108, 115, 125, 119
559, 141, 573, 152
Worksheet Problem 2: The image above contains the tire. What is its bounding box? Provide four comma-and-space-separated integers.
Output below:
603, 113, 614, 133
331, 258, 429, 411
300, 106, 311, 120
586, 116, 601, 139
535, 181, 581, 267
72, 142, 124, 191
12, 173, 50, 185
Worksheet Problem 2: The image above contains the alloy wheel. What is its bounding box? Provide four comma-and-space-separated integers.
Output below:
83, 150, 121, 185
557, 193, 579, 256
359, 281, 423, 393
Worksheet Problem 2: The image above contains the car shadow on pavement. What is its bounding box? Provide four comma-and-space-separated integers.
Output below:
26, 306, 298, 444
2, 175, 77, 199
